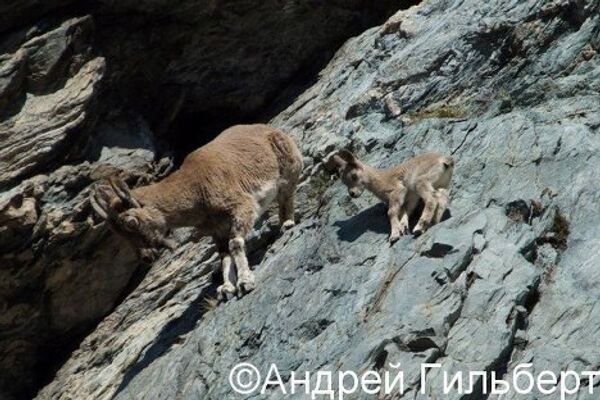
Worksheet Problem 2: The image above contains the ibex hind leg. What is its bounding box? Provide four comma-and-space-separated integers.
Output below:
229, 201, 257, 296
401, 194, 419, 234
216, 253, 237, 302
213, 237, 236, 302
433, 188, 450, 224
413, 179, 437, 236
278, 185, 296, 231
277, 150, 302, 232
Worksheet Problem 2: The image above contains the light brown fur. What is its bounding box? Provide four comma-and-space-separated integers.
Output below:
90, 124, 303, 300
327, 151, 454, 243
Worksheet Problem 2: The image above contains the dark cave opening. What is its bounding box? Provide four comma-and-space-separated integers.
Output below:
163, 0, 423, 164
167, 109, 253, 165
163, 44, 332, 165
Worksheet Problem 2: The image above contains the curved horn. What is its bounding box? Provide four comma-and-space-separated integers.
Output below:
89, 190, 108, 220
109, 177, 141, 208
89, 185, 119, 220
336, 149, 357, 165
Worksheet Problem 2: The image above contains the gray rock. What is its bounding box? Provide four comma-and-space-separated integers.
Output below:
0, 1, 420, 398
1, 0, 599, 399
0, 17, 104, 187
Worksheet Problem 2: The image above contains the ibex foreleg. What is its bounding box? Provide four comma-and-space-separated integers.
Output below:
388, 185, 408, 244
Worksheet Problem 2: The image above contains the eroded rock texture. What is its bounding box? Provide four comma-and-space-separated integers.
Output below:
22, 0, 600, 399
0, 1, 414, 399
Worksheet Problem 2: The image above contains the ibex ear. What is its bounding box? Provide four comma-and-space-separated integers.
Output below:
325, 149, 359, 173
325, 153, 347, 173
336, 149, 358, 166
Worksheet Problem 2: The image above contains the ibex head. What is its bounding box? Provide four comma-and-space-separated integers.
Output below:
327, 149, 367, 199
89, 177, 175, 264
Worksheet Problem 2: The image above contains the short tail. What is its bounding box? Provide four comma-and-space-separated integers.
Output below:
268, 130, 303, 177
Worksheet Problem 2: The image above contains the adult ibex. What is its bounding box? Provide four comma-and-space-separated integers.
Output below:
90, 124, 303, 299
328, 151, 454, 243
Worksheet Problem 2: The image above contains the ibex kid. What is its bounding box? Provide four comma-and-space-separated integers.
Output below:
328, 150, 453, 243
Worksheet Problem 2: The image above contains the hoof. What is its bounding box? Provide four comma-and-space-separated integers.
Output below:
281, 220, 295, 232
237, 282, 255, 296
237, 277, 256, 296
412, 225, 425, 237
216, 284, 236, 302
389, 234, 400, 245
218, 291, 236, 302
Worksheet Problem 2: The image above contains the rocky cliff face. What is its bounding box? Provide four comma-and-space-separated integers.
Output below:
1, 0, 599, 399
0, 1, 410, 398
